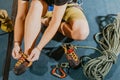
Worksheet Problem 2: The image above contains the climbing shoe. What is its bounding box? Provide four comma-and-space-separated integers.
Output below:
13, 52, 32, 75
62, 43, 80, 68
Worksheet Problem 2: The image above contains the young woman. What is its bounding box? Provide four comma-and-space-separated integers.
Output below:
12, 0, 89, 74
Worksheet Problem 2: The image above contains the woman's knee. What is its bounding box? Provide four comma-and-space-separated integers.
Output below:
31, 0, 43, 10
70, 20, 89, 40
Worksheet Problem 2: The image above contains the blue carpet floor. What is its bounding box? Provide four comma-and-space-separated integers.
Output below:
0, 0, 120, 80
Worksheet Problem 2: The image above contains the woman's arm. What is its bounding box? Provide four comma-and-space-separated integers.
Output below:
14, 0, 29, 46
12, 0, 29, 59
37, 4, 67, 51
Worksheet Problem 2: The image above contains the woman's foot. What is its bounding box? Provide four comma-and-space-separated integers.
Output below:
13, 52, 32, 75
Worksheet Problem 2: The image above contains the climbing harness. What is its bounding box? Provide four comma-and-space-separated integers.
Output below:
51, 62, 70, 78
96, 14, 117, 30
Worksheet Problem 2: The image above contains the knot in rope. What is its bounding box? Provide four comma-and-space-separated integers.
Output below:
82, 51, 117, 80
103, 50, 117, 63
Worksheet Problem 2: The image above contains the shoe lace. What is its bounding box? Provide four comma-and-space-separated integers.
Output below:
67, 48, 79, 61
15, 53, 28, 67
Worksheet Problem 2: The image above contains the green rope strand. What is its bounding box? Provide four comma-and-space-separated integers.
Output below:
82, 15, 120, 80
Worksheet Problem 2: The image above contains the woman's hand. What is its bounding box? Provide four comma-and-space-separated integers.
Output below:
12, 43, 21, 59
27, 47, 41, 62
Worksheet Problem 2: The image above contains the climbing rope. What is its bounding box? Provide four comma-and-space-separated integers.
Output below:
81, 14, 120, 80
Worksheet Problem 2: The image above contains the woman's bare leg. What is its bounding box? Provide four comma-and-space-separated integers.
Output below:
24, 0, 48, 55
59, 19, 89, 40
41, 7, 89, 40
42, 19, 89, 40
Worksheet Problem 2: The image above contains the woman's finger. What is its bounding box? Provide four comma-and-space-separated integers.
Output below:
30, 55, 39, 62
27, 52, 35, 61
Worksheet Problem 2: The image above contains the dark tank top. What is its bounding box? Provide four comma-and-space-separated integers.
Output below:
22, 0, 73, 6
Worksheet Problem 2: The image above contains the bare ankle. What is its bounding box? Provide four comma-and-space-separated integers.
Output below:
24, 48, 32, 55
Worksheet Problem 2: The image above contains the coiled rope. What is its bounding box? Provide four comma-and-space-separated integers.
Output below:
50, 13, 120, 79
81, 14, 120, 80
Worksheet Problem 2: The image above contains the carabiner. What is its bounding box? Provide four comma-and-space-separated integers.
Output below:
51, 67, 67, 78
